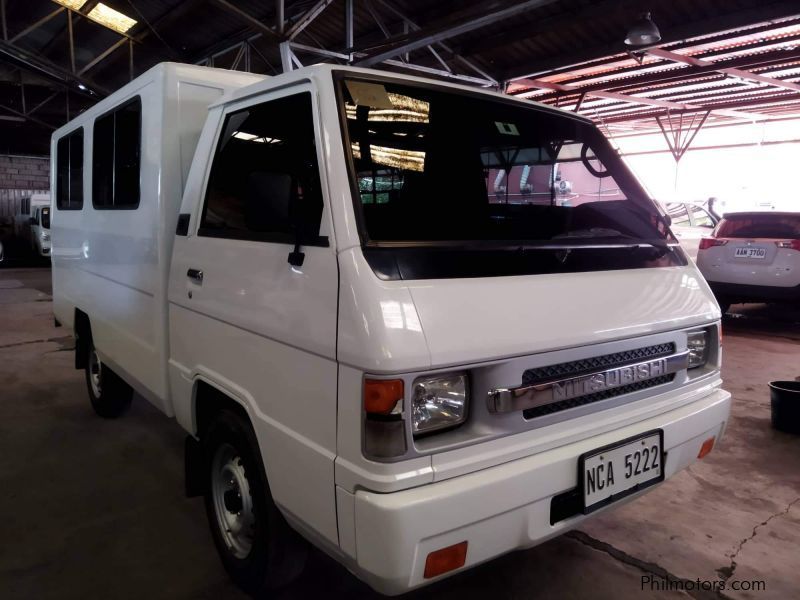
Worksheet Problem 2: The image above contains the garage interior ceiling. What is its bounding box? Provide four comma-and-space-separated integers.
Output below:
2, 0, 800, 153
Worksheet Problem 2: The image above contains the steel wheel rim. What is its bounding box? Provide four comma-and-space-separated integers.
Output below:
211, 443, 255, 559
89, 348, 102, 398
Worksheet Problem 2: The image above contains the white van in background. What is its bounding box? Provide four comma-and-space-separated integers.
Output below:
51, 62, 731, 596
29, 194, 52, 257
14, 193, 49, 252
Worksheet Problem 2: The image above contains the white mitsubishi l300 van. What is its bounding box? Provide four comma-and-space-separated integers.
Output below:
50, 63, 730, 596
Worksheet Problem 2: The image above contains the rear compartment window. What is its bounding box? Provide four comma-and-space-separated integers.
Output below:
56, 128, 84, 210
92, 97, 141, 209
716, 214, 800, 239
336, 75, 681, 280
198, 92, 325, 245
41, 207, 50, 229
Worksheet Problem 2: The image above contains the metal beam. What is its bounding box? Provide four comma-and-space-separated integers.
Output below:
10, 7, 65, 44
345, 0, 354, 56
286, 0, 336, 41
0, 40, 105, 96
373, 0, 498, 85
356, 0, 558, 67
67, 11, 76, 74
1, 0, 7, 42
78, 38, 127, 76
28, 91, 59, 116
276, 0, 284, 33
648, 47, 800, 93
0, 103, 54, 129
382, 59, 493, 85
513, 77, 770, 121
503, 3, 800, 81
211, 0, 280, 39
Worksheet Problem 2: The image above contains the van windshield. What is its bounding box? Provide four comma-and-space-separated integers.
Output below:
336, 76, 682, 280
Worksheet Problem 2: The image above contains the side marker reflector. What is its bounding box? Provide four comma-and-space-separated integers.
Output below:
697, 437, 715, 459
424, 541, 468, 579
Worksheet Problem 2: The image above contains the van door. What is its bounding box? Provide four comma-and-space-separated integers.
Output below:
167, 85, 340, 545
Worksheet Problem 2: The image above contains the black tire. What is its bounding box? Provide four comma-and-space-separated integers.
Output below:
84, 338, 133, 418
203, 409, 307, 596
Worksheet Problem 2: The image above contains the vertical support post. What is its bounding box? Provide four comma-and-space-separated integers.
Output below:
403, 21, 409, 63
244, 42, 251, 72
129, 39, 134, 81
345, 0, 354, 62
66, 89, 70, 121
19, 71, 26, 114
276, 0, 284, 34
1, 0, 8, 42
280, 41, 294, 72
67, 11, 76, 74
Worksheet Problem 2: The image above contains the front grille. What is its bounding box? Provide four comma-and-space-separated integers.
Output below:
521, 342, 677, 420
522, 343, 675, 386
523, 374, 674, 420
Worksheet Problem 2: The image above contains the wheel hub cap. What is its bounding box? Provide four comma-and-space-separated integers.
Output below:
89, 349, 102, 397
211, 443, 255, 559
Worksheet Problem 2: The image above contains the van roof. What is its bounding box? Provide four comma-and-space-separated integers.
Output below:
51, 62, 266, 139
213, 63, 594, 124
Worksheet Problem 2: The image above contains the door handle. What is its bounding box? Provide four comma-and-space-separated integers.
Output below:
187, 268, 204, 284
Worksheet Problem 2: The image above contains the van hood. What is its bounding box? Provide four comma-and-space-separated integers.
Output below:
407, 266, 719, 368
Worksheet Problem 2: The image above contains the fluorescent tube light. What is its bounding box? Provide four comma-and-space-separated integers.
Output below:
87, 3, 137, 34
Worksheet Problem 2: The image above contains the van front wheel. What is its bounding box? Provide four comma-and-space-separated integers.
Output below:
84, 341, 132, 418
203, 410, 307, 594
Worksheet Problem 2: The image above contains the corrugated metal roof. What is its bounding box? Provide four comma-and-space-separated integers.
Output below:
3, 0, 800, 151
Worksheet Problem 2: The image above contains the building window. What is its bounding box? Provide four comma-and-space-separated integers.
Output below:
56, 128, 84, 210
92, 96, 141, 209
199, 92, 325, 245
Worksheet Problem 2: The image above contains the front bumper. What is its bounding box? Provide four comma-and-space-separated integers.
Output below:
348, 388, 730, 595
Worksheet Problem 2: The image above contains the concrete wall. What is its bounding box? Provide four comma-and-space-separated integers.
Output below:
0, 155, 50, 190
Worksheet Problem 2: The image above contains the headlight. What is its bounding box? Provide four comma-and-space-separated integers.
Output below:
412, 373, 468, 435
687, 329, 709, 368
42, 232, 50, 241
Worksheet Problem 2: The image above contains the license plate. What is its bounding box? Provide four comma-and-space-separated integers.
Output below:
581, 431, 663, 512
734, 247, 766, 259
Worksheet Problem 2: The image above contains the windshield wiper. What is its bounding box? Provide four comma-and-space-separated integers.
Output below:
553, 228, 671, 252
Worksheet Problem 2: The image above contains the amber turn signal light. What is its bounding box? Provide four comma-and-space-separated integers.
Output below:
697, 436, 715, 459
364, 379, 404, 415
424, 541, 468, 579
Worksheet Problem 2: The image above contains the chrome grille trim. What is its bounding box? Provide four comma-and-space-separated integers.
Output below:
487, 350, 689, 415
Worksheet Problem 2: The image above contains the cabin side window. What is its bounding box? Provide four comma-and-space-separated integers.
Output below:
92, 96, 141, 209
56, 128, 84, 210
198, 92, 325, 245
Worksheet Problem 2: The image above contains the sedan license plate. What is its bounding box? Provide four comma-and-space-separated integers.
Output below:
581, 431, 663, 512
734, 246, 766, 259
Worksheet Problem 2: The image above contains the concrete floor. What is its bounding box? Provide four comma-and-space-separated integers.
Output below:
1, 266, 798, 600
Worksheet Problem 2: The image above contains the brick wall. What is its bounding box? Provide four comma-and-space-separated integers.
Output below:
0, 155, 50, 190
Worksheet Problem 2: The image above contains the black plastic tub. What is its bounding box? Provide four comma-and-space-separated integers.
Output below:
769, 381, 800, 434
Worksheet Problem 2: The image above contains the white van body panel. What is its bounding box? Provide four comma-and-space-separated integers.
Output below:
51, 63, 731, 595
406, 266, 718, 369
51, 63, 264, 414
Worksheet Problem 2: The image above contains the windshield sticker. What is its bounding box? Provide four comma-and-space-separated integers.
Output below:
495, 121, 520, 136
345, 81, 394, 109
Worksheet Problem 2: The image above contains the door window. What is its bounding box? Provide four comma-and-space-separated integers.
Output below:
666, 203, 691, 227
199, 92, 325, 245
56, 128, 84, 210
92, 97, 141, 209
688, 205, 714, 228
